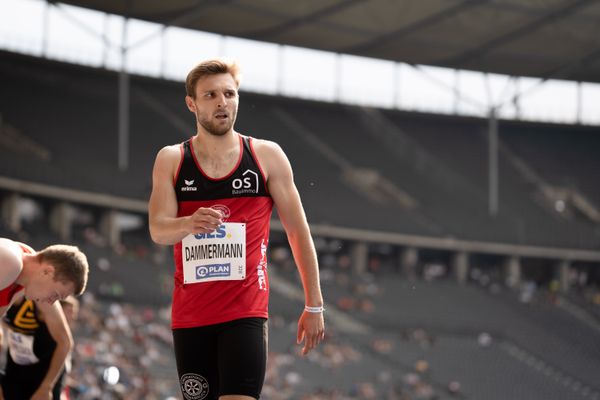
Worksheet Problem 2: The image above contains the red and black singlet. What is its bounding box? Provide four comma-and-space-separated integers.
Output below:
171, 134, 273, 328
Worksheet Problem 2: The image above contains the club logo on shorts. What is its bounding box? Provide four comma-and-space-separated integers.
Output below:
180, 373, 209, 400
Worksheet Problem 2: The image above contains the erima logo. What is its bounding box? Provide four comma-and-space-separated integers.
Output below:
232, 169, 259, 194
196, 263, 231, 279
181, 179, 197, 191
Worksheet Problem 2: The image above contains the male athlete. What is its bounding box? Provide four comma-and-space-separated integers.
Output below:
149, 58, 324, 400
0, 238, 87, 399
0, 238, 89, 317
0, 293, 74, 400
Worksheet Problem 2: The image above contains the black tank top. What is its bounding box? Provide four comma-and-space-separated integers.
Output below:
3, 299, 57, 372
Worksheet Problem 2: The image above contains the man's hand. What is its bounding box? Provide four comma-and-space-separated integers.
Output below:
187, 208, 223, 234
30, 384, 52, 400
296, 311, 325, 355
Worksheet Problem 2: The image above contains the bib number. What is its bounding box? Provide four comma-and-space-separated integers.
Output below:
7, 330, 39, 365
182, 223, 246, 284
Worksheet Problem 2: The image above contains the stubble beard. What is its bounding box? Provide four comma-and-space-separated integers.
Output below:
197, 109, 237, 136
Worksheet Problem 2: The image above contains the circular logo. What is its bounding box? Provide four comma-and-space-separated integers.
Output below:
180, 373, 209, 400
197, 267, 208, 277
211, 204, 231, 220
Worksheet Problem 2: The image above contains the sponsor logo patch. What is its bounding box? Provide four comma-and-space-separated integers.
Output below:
196, 263, 231, 279
232, 169, 259, 194
181, 179, 197, 191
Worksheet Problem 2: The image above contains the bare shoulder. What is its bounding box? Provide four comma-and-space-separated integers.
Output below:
251, 138, 282, 153
36, 297, 63, 319
0, 238, 23, 289
251, 138, 293, 182
251, 138, 288, 165
155, 144, 182, 164
152, 144, 183, 178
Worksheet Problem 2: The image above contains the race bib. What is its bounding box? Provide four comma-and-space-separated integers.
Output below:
181, 223, 246, 284
7, 330, 39, 365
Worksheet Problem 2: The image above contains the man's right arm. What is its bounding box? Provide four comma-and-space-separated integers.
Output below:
148, 146, 223, 245
0, 238, 22, 290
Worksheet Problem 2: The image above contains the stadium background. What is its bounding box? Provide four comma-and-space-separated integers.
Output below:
1, 0, 600, 399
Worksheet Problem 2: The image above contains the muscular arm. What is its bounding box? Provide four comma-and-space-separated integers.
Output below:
31, 301, 73, 400
148, 145, 222, 245
255, 140, 324, 354
0, 238, 22, 290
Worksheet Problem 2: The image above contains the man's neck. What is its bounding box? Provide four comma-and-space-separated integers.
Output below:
193, 130, 238, 157
15, 254, 34, 286
192, 130, 242, 178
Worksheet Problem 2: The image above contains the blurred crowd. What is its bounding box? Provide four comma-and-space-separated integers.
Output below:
2, 222, 599, 399
63, 297, 459, 400
65, 294, 178, 399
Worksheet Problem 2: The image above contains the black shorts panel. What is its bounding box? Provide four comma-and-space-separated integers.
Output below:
173, 317, 268, 400
1, 359, 65, 400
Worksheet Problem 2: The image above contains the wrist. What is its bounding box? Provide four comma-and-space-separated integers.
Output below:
181, 216, 192, 234
304, 305, 325, 313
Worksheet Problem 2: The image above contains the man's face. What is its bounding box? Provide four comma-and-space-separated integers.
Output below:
187, 73, 239, 136
24, 264, 75, 304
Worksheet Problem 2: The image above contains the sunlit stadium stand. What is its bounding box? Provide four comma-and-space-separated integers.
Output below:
2, 50, 599, 250
2, 46, 600, 400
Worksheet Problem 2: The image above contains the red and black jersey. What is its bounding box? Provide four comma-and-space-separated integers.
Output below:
171, 134, 273, 328
0, 242, 32, 307
0, 283, 23, 308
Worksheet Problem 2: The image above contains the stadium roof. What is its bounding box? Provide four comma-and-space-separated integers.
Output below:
59, 0, 600, 83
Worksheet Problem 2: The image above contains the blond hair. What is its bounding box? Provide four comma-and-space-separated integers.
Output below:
185, 58, 241, 98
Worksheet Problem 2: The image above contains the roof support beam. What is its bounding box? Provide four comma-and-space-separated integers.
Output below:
344, 0, 489, 54
444, 0, 594, 67
539, 47, 600, 81
246, 0, 367, 40
145, 0, 237, 28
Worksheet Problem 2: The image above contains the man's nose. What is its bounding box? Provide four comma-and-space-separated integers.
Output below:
216, 93, 227, 107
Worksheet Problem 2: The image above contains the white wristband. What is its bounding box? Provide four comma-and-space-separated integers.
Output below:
305, 305, 324, 313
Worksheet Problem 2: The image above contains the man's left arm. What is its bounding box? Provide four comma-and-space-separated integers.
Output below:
31, 301, 73, 400
256, 140, 325, 355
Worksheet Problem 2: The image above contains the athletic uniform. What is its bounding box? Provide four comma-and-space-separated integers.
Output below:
0, 283, 23, 308
2, 299, 65, 399
172, 134, 273, 400
0, 242, 31, 308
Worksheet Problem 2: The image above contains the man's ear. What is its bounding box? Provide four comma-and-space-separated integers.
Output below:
43, 264, 56, 277
185, 96, 196, 113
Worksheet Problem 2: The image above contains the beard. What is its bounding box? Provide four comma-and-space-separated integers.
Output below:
197, 109, 237, 136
